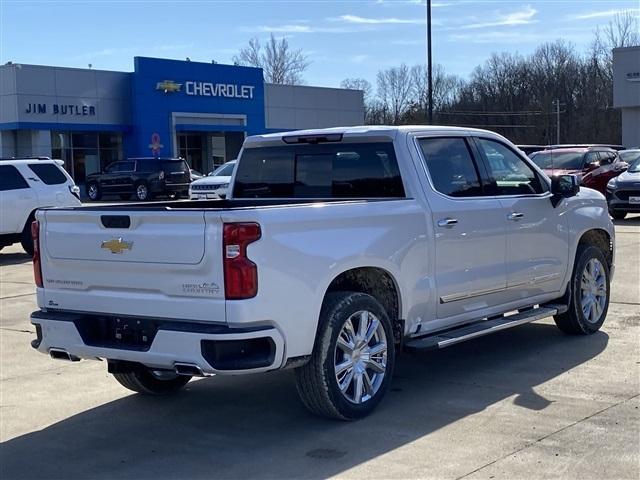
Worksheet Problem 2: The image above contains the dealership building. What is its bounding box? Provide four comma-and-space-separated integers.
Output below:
0, 57, 364, 183
613, 46, 640, 148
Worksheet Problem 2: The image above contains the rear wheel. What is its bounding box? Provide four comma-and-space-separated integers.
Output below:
20, 217, 34, 256
609, 211, 626, 220
113, 368, 191, 395
295, 292, 395, 420
554, 245, 610, 335
134, 182, 151, 201
87, 182, 101, 201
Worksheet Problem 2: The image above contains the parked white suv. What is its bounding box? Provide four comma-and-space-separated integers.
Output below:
189, 159, 236, 199
0, 158, 81, 255
29, 127, 615, 419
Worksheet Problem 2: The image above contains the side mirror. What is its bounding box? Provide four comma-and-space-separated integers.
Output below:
584, 161, 599, 172
551, 174, 580, 206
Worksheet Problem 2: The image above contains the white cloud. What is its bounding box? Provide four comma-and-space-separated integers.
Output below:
333, 14, 424, 25
448, 31, 544, 44
241, 24, 362, 34
350, 54, 372, 63
460, 5, 538, 29
256, 24, 314, 33
569, 8, 640, 20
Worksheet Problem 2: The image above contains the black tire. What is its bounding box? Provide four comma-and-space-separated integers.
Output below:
134, 182, 152, 201
554, 245, 610, 335
609, 211, 626, 220
20, 218, 34, 256
112, 368, 191, 395
87, 182, 102, 201
119, 194, 132, 201
295, 292, 396, 420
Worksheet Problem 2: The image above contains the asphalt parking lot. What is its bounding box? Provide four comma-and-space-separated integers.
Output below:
0, 216, 638, 480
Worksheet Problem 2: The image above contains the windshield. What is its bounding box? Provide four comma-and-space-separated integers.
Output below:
628, 159, 640, 173
210, 162, 235, 177
620, 151, 640, 164
531, 152, 584, 170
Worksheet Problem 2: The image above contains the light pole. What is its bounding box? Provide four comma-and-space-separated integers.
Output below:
426, 0, 433, 125
552, 99, 564, 144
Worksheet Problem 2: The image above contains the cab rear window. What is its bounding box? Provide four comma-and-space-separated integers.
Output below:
28, 163, 67, 185
233, 142, 405, 198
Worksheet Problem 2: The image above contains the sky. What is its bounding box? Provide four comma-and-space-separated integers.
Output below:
1, 0, 639, 88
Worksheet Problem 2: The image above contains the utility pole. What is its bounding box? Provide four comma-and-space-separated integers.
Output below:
426, 0, 433, 125
552, 99, 564, 144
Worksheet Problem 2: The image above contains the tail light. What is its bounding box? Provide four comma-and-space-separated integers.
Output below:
223, 222, 261, 299
31, 220, 43, 288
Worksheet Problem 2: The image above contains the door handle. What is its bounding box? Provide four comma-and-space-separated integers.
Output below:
507, 212, 524, 221
437, 218, 458, 227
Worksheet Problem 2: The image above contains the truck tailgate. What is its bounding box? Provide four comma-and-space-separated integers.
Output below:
38, 209, 226, 322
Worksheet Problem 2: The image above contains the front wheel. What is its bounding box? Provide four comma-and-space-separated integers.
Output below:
113, 368, 191, 395
87, 182, 101, 201
554, 245, 610, 335
295, 292, 395, 420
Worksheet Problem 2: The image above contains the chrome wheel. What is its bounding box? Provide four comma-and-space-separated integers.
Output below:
580, 258, 607, 324
136, 184, 148, 200
88, 184, 98, 199
334, 310, 387, 404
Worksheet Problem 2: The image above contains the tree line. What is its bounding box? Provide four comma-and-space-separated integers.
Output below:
234, 12, 639, 145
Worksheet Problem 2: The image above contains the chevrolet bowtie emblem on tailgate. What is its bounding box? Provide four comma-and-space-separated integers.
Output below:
101, 238, 133, 254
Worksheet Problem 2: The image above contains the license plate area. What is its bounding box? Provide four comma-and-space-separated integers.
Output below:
74, 316, 160, 351
629, 196, 640, 204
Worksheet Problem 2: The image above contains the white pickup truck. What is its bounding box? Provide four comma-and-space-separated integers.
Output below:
30, 126, 615, 420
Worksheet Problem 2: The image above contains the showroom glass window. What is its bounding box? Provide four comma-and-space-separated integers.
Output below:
51, 131, 122, 184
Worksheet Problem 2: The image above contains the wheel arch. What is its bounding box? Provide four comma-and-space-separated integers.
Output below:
576, 228, 613, 271
322, 266, 403, 344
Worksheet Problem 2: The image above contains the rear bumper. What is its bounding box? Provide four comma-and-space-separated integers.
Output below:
150, 182, 190, 194
30, 310, 285, 375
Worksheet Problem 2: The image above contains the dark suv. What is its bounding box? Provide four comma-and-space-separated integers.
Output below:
86, 158, 191, 201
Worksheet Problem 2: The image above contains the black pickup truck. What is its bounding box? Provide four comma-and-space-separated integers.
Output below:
86, 157, 191, 201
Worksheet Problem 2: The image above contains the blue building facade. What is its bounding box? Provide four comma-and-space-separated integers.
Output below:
0, 57, 364, 183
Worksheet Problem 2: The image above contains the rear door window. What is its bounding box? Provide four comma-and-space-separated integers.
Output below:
27, 163, 67, 185
417, 137, 483, 197
233, 142, 404, 198
0, 165, 29, 191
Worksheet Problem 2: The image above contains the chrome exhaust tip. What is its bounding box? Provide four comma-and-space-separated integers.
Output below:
174, 362, 205, 377
49, 348, 80, 361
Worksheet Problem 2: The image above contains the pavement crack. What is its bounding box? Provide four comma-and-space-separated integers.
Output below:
0, 292, 35, 300
0, 327, 34, 334
455, 393, 640, 480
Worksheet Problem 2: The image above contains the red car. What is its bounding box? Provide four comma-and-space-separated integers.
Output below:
530, 147, 628, 195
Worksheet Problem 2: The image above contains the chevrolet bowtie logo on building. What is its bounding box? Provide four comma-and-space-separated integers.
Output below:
155, 80, 182, 93
101, 238, 134, 254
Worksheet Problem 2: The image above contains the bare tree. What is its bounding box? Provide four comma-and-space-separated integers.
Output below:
376, 64, 414, 124
233, 34, 310, 85
411, 64, 462, 114
593, 10, 640, 58
340, 78, 373, 102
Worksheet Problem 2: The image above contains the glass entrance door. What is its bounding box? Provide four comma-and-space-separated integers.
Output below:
177, 133, 204, 172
